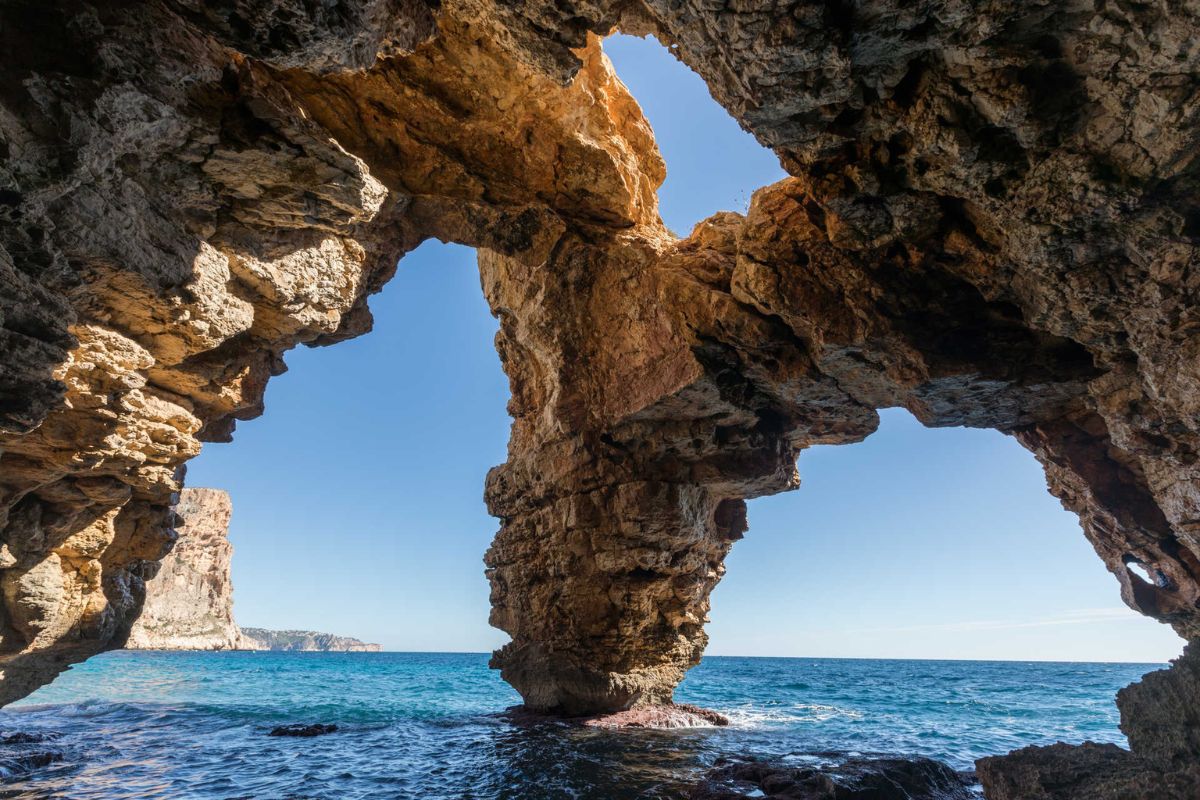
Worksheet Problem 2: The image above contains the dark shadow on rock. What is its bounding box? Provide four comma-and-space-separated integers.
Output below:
977, 643, 1200, 799
688, 753, 978, 799
0, 731, 65, 778
267, 723, 338, 737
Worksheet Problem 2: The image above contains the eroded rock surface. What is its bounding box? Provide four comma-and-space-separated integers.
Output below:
0, 1, 1198, 794
125, 488, 241, 651
581, 702, 729, 729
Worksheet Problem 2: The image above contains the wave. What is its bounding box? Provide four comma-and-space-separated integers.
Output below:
721, 702, 865, 727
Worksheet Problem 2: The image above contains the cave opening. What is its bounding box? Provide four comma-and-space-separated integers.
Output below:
705, 408, 1183, 664
598, 33, 1182, 668
183, 239, 512, 655
2, 2, 1198, 796
106, 26, 1183, 678
602, 33, 787, 236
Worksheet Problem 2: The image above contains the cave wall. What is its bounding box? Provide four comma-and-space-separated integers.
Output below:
1, 0, 1198, 791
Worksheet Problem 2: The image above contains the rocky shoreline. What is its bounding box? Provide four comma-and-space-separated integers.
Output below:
689, 755, 978, 800
239, 628, 382, 653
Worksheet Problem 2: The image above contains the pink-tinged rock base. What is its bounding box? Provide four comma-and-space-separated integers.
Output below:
581, 704, 730, 729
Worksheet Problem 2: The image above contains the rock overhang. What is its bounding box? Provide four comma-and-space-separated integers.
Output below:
0, 1, 1198, 794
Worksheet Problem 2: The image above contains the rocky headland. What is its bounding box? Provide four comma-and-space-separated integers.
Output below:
239, 628, 382, 653
125, 487, 380, 653
1, 0, 1199, 795
125, 488, 241, 651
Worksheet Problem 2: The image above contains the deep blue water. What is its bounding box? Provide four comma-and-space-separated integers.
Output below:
0, 652, 1160, 799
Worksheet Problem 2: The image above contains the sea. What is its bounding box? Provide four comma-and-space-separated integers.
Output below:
0, 652, 1160, 799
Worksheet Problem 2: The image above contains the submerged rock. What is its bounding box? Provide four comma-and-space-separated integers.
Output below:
690, 755, 977, 800
0, 732, 56, 745
268, 724, 338, 738
0, 732, 64, 777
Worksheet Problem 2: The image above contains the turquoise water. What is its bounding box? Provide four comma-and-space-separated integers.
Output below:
0, 652, 1159, 799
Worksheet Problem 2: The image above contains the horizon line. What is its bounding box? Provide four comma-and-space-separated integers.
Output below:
183, 649, 1172, 666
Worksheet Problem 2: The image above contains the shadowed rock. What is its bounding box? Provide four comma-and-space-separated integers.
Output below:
268, 723, 338, 738
689, 755, 977, 799
1, 1, 1199, 794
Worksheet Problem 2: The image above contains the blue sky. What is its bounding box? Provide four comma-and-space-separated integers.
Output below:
185, 35, 1182, 663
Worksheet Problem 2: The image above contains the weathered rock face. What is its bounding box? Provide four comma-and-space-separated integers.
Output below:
0, 2, 1198, 793
0, 0, 660, 703
239, 628, 382, 652
125, 488, 240, 651
122, 488, 381, 652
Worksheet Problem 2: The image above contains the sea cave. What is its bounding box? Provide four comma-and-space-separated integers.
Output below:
1, 1, 1199, 797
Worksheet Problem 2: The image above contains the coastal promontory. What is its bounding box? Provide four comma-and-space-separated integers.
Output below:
125, 489, 241, 651
126, 488, 380, 653
239, 628, 381, 653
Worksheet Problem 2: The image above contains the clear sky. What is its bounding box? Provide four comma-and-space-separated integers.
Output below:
185, 35, 1183, 663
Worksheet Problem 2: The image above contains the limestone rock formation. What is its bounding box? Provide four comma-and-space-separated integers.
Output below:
0, 1, 1198, 795
122, 487, 381, 652
125, 488, 241, 651
239, 628, 382, 652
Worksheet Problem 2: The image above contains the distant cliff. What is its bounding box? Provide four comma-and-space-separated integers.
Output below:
126, 489, 242, 651
127, 490, 381, 653
239, 628, 381, 652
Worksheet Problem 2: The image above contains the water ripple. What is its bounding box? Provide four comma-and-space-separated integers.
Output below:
0, 652, 1160, 799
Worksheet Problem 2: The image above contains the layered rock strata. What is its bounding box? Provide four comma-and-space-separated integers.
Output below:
0, 1, 1198, 794
125, 488, 241, 651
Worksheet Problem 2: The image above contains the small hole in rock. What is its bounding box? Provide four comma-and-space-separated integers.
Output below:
1126, 560, 1154, 584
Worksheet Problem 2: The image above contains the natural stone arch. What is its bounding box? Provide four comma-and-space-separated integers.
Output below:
480, 178, 1193, 714
0, 0, 662, 702
1, 0, 1199, 794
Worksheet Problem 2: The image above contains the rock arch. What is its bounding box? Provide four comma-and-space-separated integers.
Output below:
1, 0, 1199, 792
